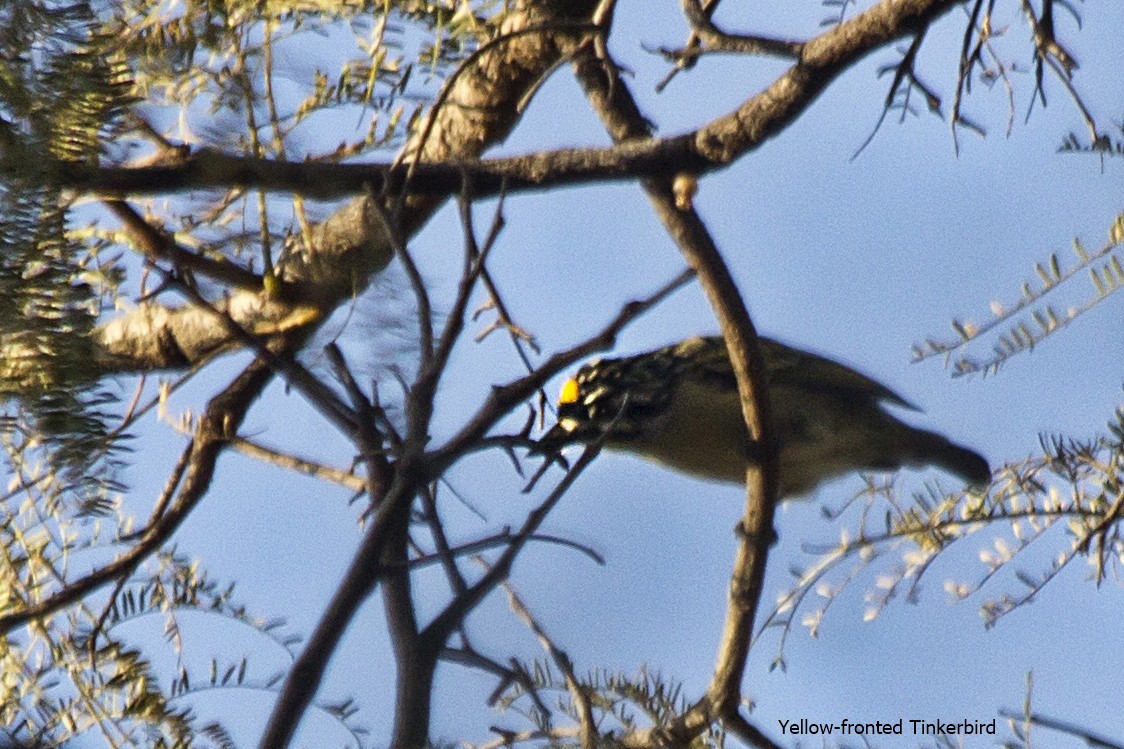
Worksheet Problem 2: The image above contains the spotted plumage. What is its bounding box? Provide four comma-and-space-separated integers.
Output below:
540, 336, 989, 498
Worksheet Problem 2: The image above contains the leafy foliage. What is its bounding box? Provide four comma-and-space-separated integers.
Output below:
0, 1, 134, 485
490, 661, 726, 749
915, 211, 1124, 376
761, 396, 1124, 670
0, 0, 486, 742
1, 544, 367, 748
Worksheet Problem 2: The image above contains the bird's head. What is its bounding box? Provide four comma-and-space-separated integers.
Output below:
536, 354, 673, 453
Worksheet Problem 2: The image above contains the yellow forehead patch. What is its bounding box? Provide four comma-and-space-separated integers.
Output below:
559, 377, 580, 406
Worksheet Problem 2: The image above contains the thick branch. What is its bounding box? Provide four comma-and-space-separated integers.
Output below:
90, 1, 605, 376
15, 0, 959, 207
95, 196, 393, 373
17, 0, 964, 378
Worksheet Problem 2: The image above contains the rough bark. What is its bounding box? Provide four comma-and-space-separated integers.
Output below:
92, 0, 601, 375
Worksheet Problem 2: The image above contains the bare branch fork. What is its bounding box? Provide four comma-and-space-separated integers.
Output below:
255, 236, 691, 745
653, 0, 804, 73
255, 150, 692, 745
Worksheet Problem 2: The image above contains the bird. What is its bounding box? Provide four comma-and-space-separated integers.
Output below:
537, 336, 989, 499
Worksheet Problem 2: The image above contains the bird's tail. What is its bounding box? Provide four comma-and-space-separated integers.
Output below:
907, 429, 991, 488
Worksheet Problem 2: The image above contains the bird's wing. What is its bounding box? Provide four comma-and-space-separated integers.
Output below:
756, 336, 921, 411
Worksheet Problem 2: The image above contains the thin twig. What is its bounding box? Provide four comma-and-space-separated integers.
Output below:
656, 0, 802, 80
230, 436, 364, 492
425, 267, 694, 479
656, 0, 724, 91
86, 573, 129, 668
0, 354, 278, 634
998, 710, 1124, 749
418, 483, 469, 595
104, 200, 265, 292
408, 529, 604, 571
421, 445, 601, 647
122, 437, 194, 541
951, 0, 986, 154
439, 644, 551, 715
367, 193, 434, 365
499, 578, 597, 749
475, 727, 581, 749
324, 343, 393, 498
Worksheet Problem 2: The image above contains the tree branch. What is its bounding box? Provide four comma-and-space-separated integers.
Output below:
7, 1, 960, 210
229, 437, 365, 493
420, 446, 601, 650
572, 6, 779, 744
0, 0, 969, 392
0, 351, 278, 633
500, 579, 597, 749
257, 4, 608, 746
256, 476, 414, 749
654, 0, 803, 74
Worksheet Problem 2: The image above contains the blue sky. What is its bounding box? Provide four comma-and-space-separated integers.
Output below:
106, 2, 1124, 747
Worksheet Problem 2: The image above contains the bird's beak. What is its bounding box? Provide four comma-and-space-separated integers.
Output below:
532, 417, 580, 455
